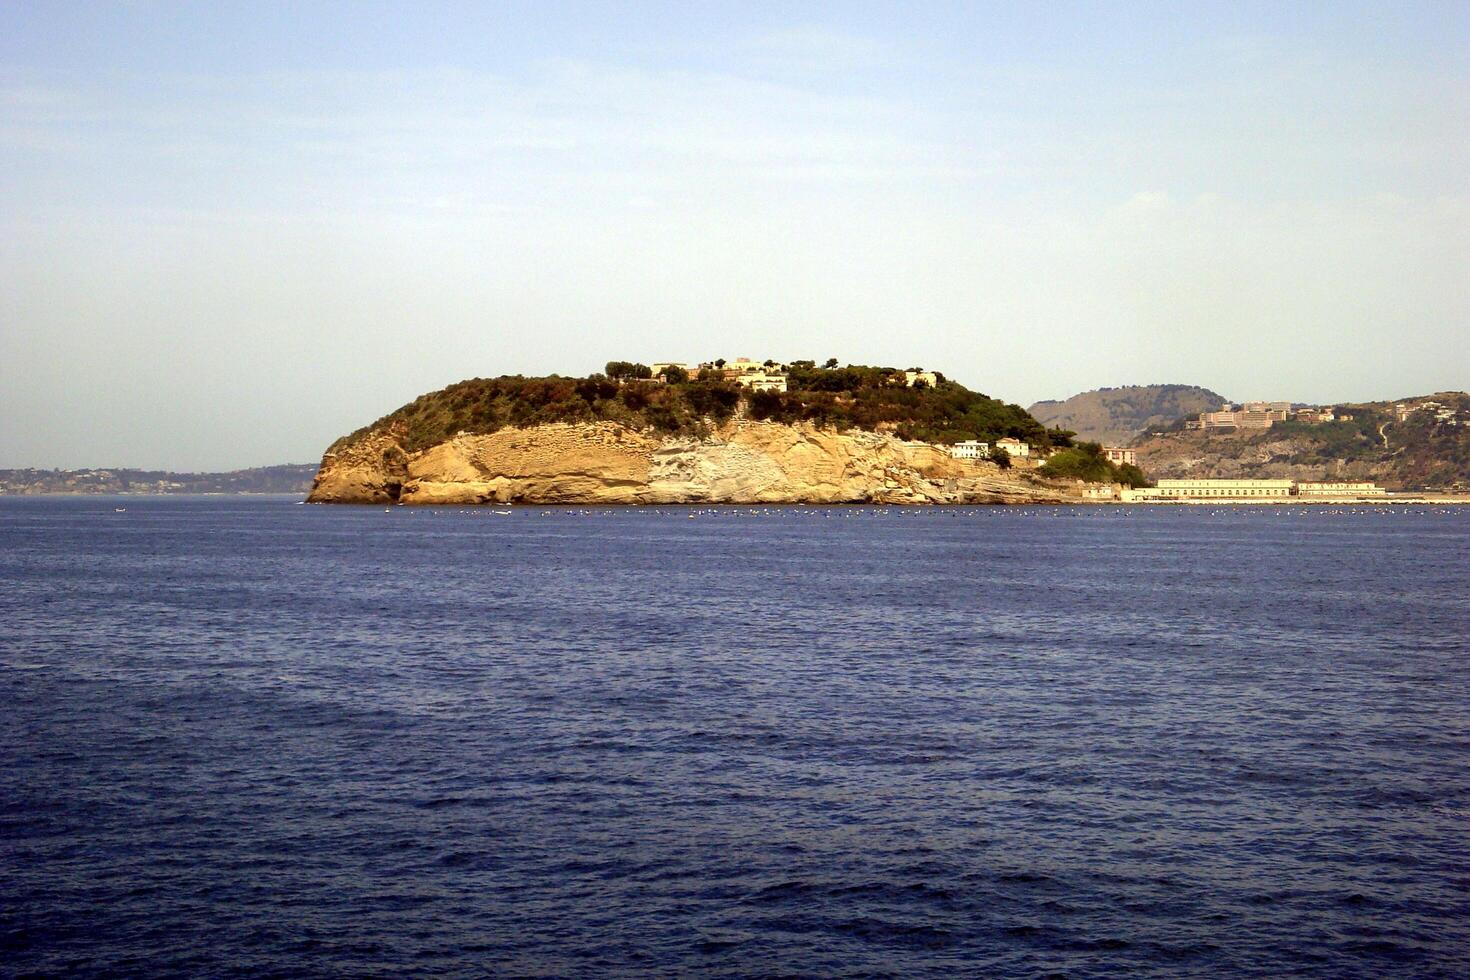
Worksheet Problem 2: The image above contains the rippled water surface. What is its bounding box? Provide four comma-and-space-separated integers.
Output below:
3, 497, 1468, 978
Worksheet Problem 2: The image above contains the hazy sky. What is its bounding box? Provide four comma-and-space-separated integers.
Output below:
3, 1, 1467, 469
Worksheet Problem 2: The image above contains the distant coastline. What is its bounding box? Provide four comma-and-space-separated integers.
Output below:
0, 464, 317, 496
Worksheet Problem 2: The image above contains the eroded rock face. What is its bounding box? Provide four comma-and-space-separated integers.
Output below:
307, 420, 1073, 505
307, 428, 410, 503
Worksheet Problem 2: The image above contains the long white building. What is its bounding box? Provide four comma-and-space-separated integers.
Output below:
1119, 478, 1388, 502
1123, 479, 1294, 501
950, 441, 990, 460
1296, 482, 1386, 496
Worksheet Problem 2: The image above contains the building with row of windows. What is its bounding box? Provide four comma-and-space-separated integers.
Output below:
1119, 479, 1386, 502
948, 437, 1032, 461
1296, 482, 1386, 496
1185, 402, 1291, 431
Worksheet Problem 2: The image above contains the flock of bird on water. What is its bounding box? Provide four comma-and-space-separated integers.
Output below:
369, 506, 1465, 518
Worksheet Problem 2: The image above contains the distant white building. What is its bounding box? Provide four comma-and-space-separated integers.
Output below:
904, 370, 938, 387
950, 440, 990, 460
736, 372, 788, 393
995, 437, 1030, 458
1295, 482, 1386, 496
1103, 447, 1136, 466
1124, 479, 1293, 501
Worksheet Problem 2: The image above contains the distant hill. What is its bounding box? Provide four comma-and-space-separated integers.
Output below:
1132, 392, 1470, 490
0, 464, 318, 495
1028, 385, 1226, 445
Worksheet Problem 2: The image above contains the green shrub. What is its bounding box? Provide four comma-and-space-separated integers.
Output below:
331, 361, 1062, 454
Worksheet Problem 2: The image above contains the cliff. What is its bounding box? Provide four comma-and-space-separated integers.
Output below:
1029, 384, 1226, 445
308, 420, 1076, 506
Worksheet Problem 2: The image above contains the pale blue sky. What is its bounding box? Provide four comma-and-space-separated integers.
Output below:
3, 1, 1467, 469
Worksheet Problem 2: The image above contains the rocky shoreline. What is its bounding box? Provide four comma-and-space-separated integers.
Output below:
307, 420, 1078, 506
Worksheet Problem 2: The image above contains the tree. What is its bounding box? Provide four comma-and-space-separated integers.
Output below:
619, 384, 651, 410
1046, 427, 1077, 449
1116, 462, 1152, 488
604, 361, 652, 380
823, 357, 839, 369
662, 365, 690, 384
991, 446, 1011, 469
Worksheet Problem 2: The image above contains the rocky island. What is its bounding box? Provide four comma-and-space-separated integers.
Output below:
308, 360, 1106, 505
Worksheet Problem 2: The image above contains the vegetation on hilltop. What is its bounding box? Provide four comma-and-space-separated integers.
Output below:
330, 364, 1062, 455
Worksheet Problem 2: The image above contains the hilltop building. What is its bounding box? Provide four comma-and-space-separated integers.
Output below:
1186, 402, 1290, 431
1102, 447, 1136, 466
736, 372, 788, 392
1394, 400, 1463, 425
904, 370, 938, 387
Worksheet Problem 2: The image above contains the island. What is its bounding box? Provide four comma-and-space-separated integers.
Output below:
307, 359, 1144, 505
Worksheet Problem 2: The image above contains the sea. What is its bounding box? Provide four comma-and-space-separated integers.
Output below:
2, 496, 1467, 978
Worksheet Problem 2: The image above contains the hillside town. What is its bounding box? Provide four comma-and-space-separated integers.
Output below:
1183, 397, 1470, 432
1184, 401, 1355, 430
1394, 399, 1468, 425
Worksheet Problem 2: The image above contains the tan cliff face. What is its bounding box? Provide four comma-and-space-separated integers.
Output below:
307, 420, 1077, 505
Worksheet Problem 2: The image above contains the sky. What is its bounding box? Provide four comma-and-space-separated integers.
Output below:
2, 1, 1467, 470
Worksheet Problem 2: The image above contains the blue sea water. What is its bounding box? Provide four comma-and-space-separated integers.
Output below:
1, 496, 1467, 978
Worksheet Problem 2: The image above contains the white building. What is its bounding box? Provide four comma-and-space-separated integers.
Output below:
950, 440, 990, 460
1103, 447, 1136, 466
1296, 482, 1386, 496
995, 437, 1030, 458
735, 372, 788, 393
1124, 479, 1294, 501
904, 370, 938, 387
